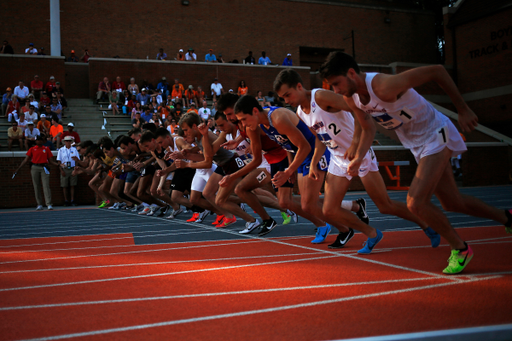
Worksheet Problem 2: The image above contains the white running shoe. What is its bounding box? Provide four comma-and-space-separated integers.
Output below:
195, 210, 210, 223
239, 219, 261, 234
287, 209, 298, 223
138, 206, 151, 215
146, 206, 160, 216
108, 202, 120, 210
166, 207, 184, 219
36, 205, 43, 211
47, 205, 53, 210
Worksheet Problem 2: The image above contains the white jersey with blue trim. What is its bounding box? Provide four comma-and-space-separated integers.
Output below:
226, 127, 251, 156
297, 88, 355, 159
352, 72, 449, 149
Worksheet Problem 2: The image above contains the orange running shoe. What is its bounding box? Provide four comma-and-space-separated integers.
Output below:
212, 215, 225, 225
187, 213, 200, 222
216, 216, 237, 228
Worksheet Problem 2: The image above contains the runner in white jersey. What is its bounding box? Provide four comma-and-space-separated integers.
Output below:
274, 69, 439, 251
319, 52, 512, 273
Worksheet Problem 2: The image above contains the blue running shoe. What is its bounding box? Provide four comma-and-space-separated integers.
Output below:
311, 224, 332, 244
358, 229, 383, 254
424, 227, 441, 248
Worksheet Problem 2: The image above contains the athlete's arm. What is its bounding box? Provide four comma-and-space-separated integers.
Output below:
315, 89, 352, 113
373, 66, 478, 132
309, 136, 326, 181
345, 98, 376, 176
220, 134, 244, 150
272, 110, 311, 186
344, 112, 362, 160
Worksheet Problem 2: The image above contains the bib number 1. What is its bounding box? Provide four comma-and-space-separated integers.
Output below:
436, 126, 448, 145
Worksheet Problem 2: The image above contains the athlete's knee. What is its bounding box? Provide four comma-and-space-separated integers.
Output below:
278, 198, 292, 211
376, 201, 394, 215
150, 188, 158, 197
189, 196, 200, 206
406, 195, 423, 216
322, 206, 336, 221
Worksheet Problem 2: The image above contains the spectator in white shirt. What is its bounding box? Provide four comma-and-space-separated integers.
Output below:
199, 100, 211, 121
25, 121, 40, 149
185, 48, 197, 61
17, 112, 29, 130
25, 43, 38, 54
14, 81, 30, 102
57, 136, 80, 206
210, 78, 223, 100
25, 105, 38, 124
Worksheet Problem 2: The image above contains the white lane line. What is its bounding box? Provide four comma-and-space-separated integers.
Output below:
0, 252, 320, 274
0, 230, 220, 254
0, 239, 261, 265
0, 254, 337, 292
0, 277, 442, 311
16, 276, 500, 341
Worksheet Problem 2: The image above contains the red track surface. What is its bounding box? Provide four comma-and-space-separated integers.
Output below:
1, 227, 511, 340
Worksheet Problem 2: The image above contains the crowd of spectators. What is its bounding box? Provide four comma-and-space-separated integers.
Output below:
2, 74, 74, 151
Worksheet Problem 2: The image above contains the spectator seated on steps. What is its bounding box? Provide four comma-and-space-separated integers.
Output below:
96, 77, 111, 103
8, 121, 24, 151
62, 122, 81, 143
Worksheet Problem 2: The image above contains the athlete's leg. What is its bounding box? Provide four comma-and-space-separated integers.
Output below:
407, 148, 465, 249
235, 169, 274, 221
276, 185, 324, 227
202, 172, 236, 219
123, 182, 142, 206
209, 173, 255, 222
362, 171, 428, 229
323, 173, 377, 237
137, 175, 159, 205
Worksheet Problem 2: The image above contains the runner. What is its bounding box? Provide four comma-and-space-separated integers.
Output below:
319, 52, 512, 272
234, 96, 358, 241
274, 68, 439, 251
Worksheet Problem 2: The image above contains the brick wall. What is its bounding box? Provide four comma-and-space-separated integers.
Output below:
0, 0, 437, 67
1, 145, 509, 209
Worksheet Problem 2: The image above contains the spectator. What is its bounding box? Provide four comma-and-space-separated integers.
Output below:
51, 82, 64, 97
80, 49, 92, 63
17, 112, 29, 130
166, 118, 179, 134
171, 84, 185, 107
149, 113, 163, 127
199, 100, 211, 121
96, 77, 111, 103
132, 111, 145, 129
153, 89, 163, 106
6, 95, 21, 122
50, 97, 63, 120
148, 102, 158, 115
176, 48, 185, 61
55, 91, 67, 111
211, 98, 218, 116
265, 91, 276, 105
156, 48, 167, 60
27, 94, 39, 112
156, 77, 169, 98
14, 134, 58, 210
173, 102, 184, 120
37, 113, 51, 137
131, 102, 143, 120
205, 49, 217, 62
185, 48, 197, 61
24, 121, 40, 150
30, 75, 44, 99
2, 87, 12, 116
255, 90, 270, 107
109, 90, 121, 115
25, 104, 38, 124
21, 99, 31, 115
39, 91, 51, 111
112, 76, 126, 96
158, 101, 171, 121
210, 78, 223, 100
57, 136, 80, 206
45, 76, 57, 94
37, 47, 46, 55
49, 117, 64, 149
217, 54, 225, 63
62, 122, 81, 143
141, 106, 152, 122
196, 86, 205, 104
8, 121, 24, 150
67, 50, 79, 62
14, 81, 30, 103
244, 51, 255, 64
258, 51, 271, 65
136, 88, 150, 106
25, 43, 38, 54
238, 80, 248, 96
186, 103, 198, 114
185, 85, 197, 108
174, 78, 185, 93
282, 53, 293, 66
1, 40, 14, 54
127, 77, 139, 95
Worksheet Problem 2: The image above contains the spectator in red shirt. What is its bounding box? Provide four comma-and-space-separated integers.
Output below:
62, 122, 81, 143
96, 77, 111, 103
30, 75, 44, 99
45, 76, 57, 94
112, 76, 126, 93
39, 91, 51, 111
6, 95, 21, 121
80, 49, 91, 63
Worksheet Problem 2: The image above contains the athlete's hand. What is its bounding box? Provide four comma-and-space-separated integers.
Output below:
169, 150, 184, 160
198, 123, 209, 136
272, 170, 291, 188
175, 159, 188, 169
155, 170, 163, 177
309, 164, 320, 181
219, 174, 232, 188
347, 157, 362, 177
157, 186, 164, 196
220, 140, 239, 150
344, 143, 357, 161
458, 107, 478, 132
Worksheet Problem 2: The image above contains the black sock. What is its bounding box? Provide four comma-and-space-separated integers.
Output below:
191, 205, 204, 213
458, 242, 468, 252
505, 209, 512, 228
